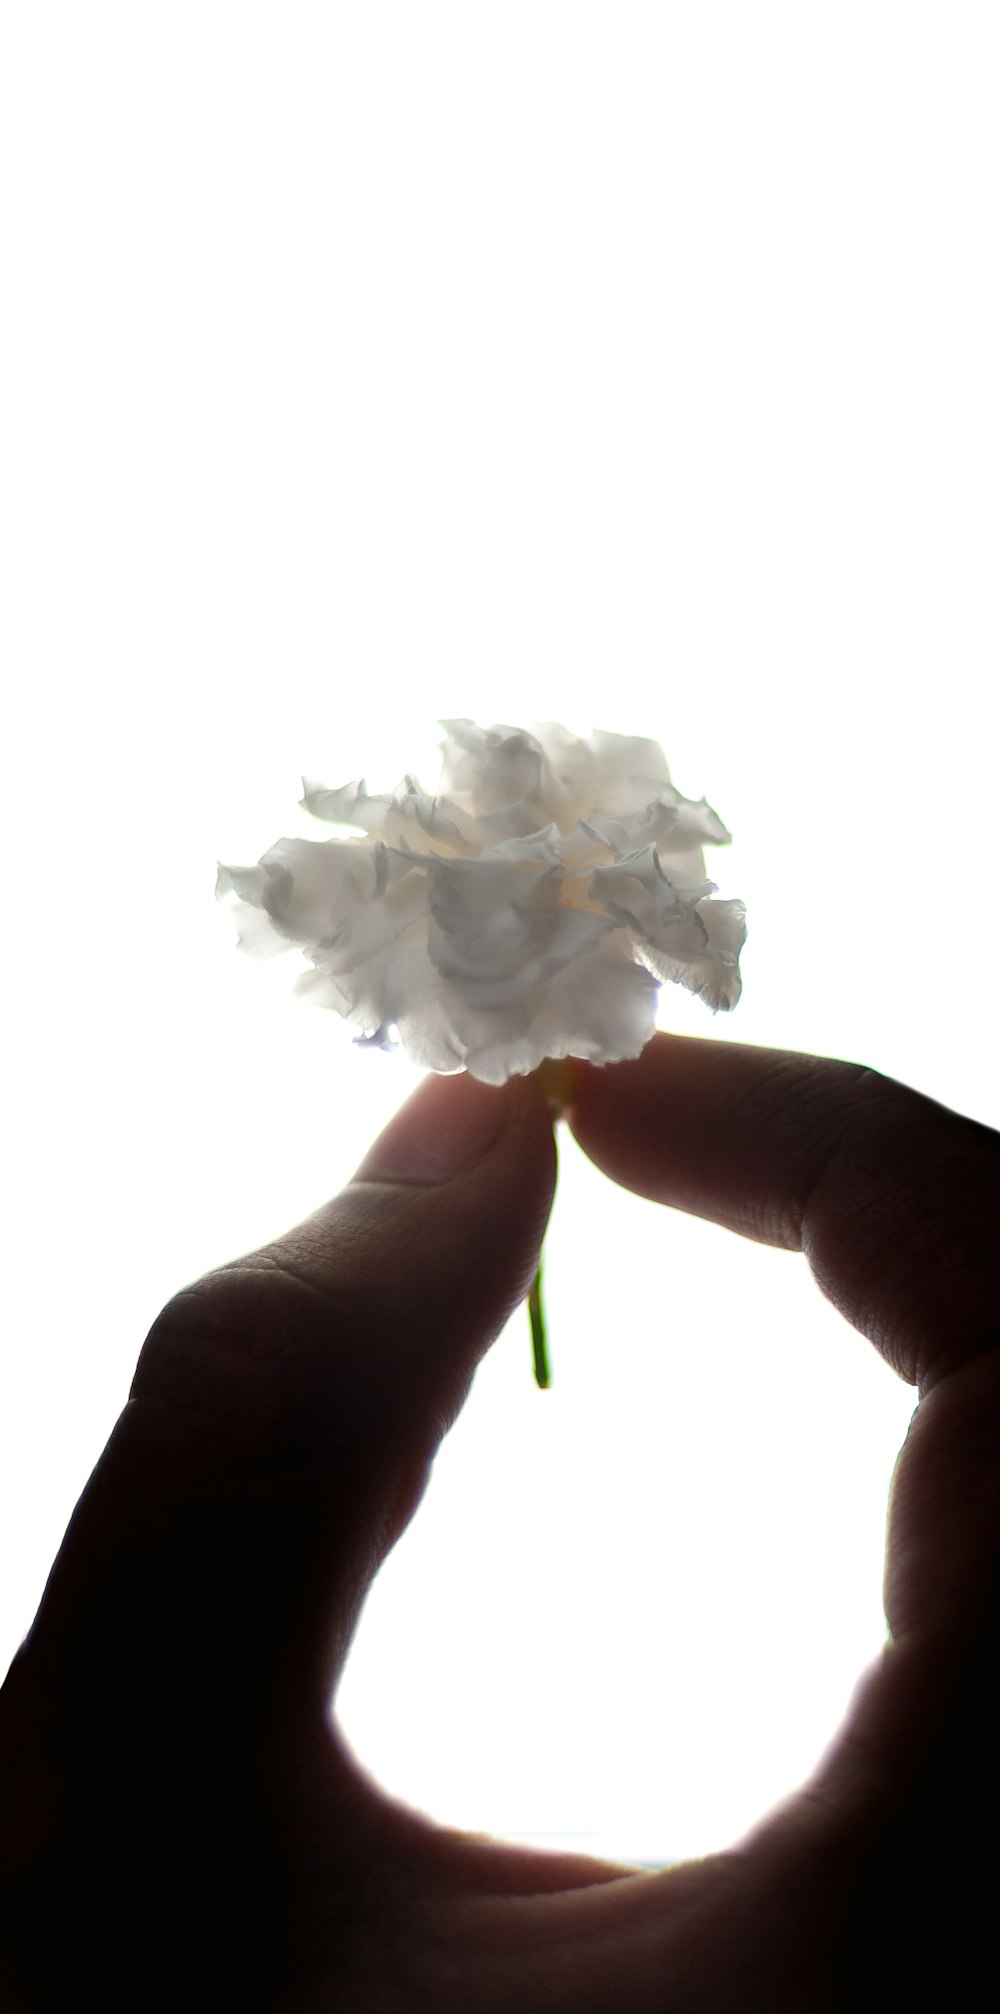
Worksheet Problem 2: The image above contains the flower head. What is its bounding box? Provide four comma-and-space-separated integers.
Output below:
217, 718, 745, 1084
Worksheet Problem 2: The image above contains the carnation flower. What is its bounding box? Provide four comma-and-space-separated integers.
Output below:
217, 718, 745, 1087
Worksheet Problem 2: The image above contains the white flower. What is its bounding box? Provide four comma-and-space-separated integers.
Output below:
217, 718, 746, 1085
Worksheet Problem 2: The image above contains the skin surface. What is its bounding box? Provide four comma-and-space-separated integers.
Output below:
1, 1035, 998, 2009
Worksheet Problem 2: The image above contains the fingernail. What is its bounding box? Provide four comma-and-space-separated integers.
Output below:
353, 1072, 515, 1185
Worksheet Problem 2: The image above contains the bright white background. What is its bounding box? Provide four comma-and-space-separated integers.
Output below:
2, 5, 997, 1865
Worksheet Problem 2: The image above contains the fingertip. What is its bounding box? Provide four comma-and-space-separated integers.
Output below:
566, 1033, 713, 1190
352, 1065, 558, 1187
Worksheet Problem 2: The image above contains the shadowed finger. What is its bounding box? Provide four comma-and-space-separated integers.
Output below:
567, 1034, 999, 1390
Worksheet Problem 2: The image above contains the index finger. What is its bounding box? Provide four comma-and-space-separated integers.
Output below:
566, 1035, 1000, 1393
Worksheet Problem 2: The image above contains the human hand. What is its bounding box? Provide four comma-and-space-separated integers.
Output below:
1, 1039, 997, 2010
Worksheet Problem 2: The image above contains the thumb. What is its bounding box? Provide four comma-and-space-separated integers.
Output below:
23, 1071, 557, 1724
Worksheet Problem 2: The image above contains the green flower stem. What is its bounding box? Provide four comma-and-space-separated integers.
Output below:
528, 1260, 550, 1389
524, 1061, 576, 1390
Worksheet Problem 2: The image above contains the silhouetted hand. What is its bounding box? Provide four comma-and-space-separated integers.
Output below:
2, 1039, 998, 2009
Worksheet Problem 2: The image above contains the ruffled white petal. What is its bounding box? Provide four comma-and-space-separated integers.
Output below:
300, 778, 392, 834
219, 717, 746, 1080
637, 896, 747, 1011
